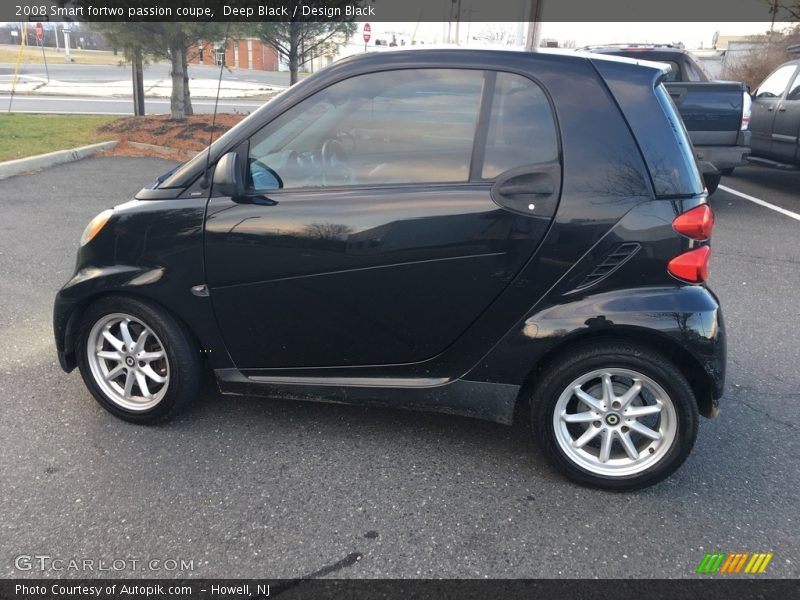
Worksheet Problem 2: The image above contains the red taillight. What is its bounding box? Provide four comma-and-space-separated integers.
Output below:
673, 204, 714, 240
668, 245, 711, 283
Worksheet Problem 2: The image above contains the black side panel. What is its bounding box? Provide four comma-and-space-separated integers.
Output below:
215, 369, 520, 425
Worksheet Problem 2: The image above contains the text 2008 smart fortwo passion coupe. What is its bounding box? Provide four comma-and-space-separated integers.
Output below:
54, 49, 725, 490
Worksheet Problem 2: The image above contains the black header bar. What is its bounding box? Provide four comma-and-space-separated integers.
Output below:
2, 579, 800, 600
2, 0, 800, 22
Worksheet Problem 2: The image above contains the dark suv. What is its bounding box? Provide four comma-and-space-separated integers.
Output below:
54, 49, 725, 490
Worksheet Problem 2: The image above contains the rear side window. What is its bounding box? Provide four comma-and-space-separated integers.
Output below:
654, 83, 704, 194
482, 72, 559, 179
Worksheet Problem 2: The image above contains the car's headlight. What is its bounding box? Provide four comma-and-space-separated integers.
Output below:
80, 209, 114, 247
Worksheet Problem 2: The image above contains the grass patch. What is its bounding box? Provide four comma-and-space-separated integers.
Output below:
0, 43, 123, 65
0, 114, 118, 161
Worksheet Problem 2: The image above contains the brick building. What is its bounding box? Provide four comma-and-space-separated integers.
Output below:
189, 38, 280, 71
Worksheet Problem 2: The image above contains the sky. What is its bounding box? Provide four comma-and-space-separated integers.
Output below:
364, 21, 790, 50
540, 22, 784, 49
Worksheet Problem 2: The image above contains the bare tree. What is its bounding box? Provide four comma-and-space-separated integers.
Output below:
89, 22, 226, 120
722, 24, 800, 89
303, 222, 353, 241
777, 0, 800, 19
255, 4, 357, 85
472, 24, 517, 46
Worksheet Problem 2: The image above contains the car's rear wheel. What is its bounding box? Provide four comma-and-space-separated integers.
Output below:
531, 343, 698, 490
77, 296, 201, 423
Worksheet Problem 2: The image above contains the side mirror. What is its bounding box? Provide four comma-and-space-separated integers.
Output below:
213, 152, 244, 198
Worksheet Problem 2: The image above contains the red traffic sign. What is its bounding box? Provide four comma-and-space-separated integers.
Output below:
35, 22, 44, 41
363, 23, 371, 44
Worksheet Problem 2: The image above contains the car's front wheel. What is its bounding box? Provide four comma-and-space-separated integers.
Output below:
77, 296, 201, 423
531, 343, 698, 490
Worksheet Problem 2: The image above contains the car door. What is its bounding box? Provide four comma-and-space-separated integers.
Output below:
750, 63, 797, 158
771, 66, 800, 163
204, 68, 562, 369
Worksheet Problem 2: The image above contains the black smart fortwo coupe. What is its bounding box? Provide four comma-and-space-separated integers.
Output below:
54, 49, 725, 490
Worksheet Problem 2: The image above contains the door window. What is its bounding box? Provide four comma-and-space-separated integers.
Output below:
786, 69, 800, 101
481, 72, 559, 179
247, 69, 484, 190
756, 65, 796, 98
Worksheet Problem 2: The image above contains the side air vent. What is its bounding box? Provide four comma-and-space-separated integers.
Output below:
571, 242, 641, 292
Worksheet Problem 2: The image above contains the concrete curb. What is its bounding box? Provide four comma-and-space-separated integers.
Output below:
0, 141, 118, 180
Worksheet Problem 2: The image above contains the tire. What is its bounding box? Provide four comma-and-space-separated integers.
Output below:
531, 342, 698, 491
704, 173, 721, 195
720, 168, 735, 176
76, 295, 201, 424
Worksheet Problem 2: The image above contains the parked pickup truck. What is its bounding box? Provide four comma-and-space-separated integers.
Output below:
750, 58, 800, 166
584, 45, 752, 194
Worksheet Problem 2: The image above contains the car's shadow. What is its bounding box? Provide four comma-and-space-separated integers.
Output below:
167, 371, 558, 477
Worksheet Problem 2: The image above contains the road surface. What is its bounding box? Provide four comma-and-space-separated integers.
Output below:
0, 60, 293, 87
0, 94, 268, 115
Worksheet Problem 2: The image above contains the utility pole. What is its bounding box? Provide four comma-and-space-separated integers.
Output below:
525, 0, 544, 51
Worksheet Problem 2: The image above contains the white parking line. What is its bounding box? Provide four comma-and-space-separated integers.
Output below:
718, 184, 800, 223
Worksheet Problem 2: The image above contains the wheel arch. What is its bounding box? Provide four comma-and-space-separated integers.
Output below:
61, 291, 206, 371
514, 326, 717, 422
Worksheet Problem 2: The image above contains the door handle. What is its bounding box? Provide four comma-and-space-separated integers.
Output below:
497, 180, 555, 196
778, 105, 786, 112
767, 106, 775, 112
491, 163, 561, 217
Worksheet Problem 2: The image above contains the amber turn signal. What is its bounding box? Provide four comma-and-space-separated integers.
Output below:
80, 209, 114, 247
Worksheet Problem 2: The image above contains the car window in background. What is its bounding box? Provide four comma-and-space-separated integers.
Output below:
661, 61, 681, 82
756, 65, 796, 98
684, 59, 706, 82
247, 69, 484, 190
482, 72, 559, 179
787, 69, 800, 101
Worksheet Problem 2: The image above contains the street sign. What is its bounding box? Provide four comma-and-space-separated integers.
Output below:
35, 22, 44, 41
363, 23, 371, 44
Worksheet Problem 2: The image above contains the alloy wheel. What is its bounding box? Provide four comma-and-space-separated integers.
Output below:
86, 312, 170, 411
552, 368, 678, 477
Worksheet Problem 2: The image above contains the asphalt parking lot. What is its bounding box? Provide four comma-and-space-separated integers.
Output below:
0, 158, 798, 579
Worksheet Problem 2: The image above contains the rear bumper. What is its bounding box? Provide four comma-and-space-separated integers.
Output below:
695, 142, 751, 173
